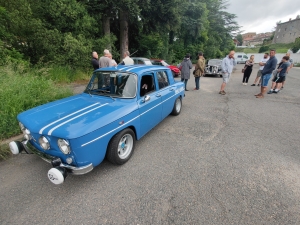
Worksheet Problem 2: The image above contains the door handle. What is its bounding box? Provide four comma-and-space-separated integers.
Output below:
156, 94, 161, 97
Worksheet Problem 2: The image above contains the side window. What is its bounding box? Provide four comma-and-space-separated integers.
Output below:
140, 74, 156, 97
156, 71, 169, 89
243, 55, 248, 59
138, 60, 144, 65
237, 55, 242, 58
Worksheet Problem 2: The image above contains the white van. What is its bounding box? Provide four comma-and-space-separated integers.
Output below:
235, 52, 248, 64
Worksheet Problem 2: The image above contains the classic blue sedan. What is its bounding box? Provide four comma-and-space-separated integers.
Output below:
9, 65, 185, 184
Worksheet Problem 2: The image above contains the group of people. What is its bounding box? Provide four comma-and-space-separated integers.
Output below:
178, 52, 206, 91
91, 49, 134, 70
218, 50, 293, 98
92, 48, 294, 98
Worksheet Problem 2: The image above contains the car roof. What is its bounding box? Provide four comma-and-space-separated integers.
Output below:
95, 65, 171, 76
131, 57, 151, 61
150, 59, 164, 61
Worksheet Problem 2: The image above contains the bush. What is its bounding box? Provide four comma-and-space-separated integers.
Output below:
259, 46, 269, 53
0, 65, 73, 140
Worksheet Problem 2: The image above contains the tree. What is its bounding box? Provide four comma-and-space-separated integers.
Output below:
236, 34, 243, 46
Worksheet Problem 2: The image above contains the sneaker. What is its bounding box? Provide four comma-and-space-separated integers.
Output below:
245, 83, 247, 86
251, 84, 256, 86
257, 84, 260, 86
267, 90, 273, 94
273, 90, 279, 93
220, 90, 226, 95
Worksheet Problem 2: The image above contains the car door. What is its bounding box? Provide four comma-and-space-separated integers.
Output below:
155, 70, 176, 119
138, 73, 162, 137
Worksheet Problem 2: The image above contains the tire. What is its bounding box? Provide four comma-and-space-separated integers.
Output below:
106, 128, 135, 165
171, 97, 182, 116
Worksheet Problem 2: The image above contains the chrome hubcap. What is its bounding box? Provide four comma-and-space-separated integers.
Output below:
118, 134, 133, 159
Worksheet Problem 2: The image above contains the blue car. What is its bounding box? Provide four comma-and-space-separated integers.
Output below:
9, 65, 185, 184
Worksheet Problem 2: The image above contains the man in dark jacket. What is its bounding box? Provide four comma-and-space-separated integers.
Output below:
255, 49, 277, 98
91, 51, 99, 70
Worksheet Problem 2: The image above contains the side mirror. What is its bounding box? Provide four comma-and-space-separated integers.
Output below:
142, 95, 150, 103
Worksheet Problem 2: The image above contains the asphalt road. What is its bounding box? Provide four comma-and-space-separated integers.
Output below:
1, 64, 300, 225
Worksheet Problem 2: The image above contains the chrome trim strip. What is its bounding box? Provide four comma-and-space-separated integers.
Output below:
24, 141, 93, 175
48, 103, 108, 135
81, 88, 184, 147
39, 103, 100, 134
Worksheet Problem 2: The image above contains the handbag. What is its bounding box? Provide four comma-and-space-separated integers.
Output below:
193, 69, 196, 75
242, 65, 247, 73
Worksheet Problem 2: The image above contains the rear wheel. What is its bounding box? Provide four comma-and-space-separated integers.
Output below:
171, 97, 182, 116
106, 128, 135, 165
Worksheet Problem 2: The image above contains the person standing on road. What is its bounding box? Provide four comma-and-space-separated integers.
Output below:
255, 49, 277, 98
242, 55, 255, 85
99, 49, 113, 68
193, 52, 205, 90
180, 53, 193, 91
120, 51, 134, 65
267, 56, 290, 94
91, 51, 99, 70
219, 50, 236, 95
280, 52, 294, 90
251, 53, 269, 86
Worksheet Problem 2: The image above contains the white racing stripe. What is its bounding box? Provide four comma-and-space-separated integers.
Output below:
81, 88, 183, 147
39, 103, 100, 134
48, 103, 108, 135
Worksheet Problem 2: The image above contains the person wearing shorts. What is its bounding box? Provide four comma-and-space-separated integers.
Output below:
251, 53, 269, 86
255, 49, 277, 98
267, 56, 290, 94
219, 50, 236, 95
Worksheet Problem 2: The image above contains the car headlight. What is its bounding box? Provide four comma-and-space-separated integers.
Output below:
57, 139, 71, 155
39, 136, 50, 150
19, 122, 32, 140
19, 122, 25, 131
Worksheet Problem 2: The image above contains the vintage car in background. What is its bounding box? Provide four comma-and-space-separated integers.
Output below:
204, 59, 223, 77
150, 59, 181, 77
131, 57, 153, 65
9, 65, 185, 184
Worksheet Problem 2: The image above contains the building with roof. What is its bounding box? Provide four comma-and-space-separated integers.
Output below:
273, 15, 300, 44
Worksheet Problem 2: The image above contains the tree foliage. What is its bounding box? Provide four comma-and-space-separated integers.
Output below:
1, 0, 240, 68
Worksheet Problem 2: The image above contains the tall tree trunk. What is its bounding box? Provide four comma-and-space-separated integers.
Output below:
119, 10, 129, 61
102, 16, 111, 50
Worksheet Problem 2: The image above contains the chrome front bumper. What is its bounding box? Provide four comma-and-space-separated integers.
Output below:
22, 140, 93, 175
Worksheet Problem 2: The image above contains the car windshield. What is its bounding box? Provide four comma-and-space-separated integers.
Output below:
84, 71, 137, 98
208, 59, 221, 66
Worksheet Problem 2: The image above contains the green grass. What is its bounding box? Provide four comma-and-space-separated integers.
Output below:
0, 63, 92, 160
237, 43, 294, 54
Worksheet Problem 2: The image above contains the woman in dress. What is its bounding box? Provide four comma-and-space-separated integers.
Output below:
242, 55, 255, 85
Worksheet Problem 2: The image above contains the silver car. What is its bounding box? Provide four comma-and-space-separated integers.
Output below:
204, 59, 223, 77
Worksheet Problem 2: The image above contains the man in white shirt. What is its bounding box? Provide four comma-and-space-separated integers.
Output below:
121, 51, 134, 65
251, 53, 269, 86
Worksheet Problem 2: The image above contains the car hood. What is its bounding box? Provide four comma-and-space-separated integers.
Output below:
18, 94, 137, 139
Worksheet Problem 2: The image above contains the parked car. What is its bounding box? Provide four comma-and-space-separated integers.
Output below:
204, 59, 223, 77
9, 65, 185, 184
235, 52, 248, 64
131, 57, 153, 65
150, 59, 181, 77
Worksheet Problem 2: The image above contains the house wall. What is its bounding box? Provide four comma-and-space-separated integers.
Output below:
273, 18, 300, 44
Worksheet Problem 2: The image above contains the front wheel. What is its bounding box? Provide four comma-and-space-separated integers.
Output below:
106, 128, 135, 165
171, 97, 182, 116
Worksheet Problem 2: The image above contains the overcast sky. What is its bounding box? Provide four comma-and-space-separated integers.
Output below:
226, 0, 300, 34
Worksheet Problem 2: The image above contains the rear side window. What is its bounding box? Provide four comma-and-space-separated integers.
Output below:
156, 71, 169, 89
243, 55, 248, 59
